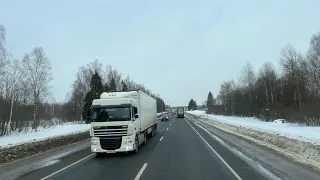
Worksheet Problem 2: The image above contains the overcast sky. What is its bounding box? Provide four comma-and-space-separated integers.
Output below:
1, 0, 320, 106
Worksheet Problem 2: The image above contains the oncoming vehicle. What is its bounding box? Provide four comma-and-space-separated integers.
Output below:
89, 90, 157, 156
161, 114, 169, 121
176, 107, 184, 118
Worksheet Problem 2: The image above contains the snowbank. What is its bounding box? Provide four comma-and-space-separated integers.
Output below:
1, 112, 165, 149
157, 112, 166, 116
187, 110, 320, 145
186, 110, 320, 170
0, 123, 90, 149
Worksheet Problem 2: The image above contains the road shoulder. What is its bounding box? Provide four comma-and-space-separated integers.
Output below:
187, 115, 320, 180
0, 139, 90, 180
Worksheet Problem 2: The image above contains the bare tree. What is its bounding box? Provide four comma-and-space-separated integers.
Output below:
66, 60, 105, 120
105, 65, 122, 91
306, 32, 320, 102
0, 25, 6, 75
238, 61, 256, 115
2, 59, 23, 134
21, 47, 53, 130
280, 44, 303, 108
258, 61, 277, 105
0, 24, 9, 92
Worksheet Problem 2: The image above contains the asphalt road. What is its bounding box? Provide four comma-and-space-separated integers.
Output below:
12, 116, 268, 180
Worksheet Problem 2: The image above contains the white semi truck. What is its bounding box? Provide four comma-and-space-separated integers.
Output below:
89, 90, 158, 155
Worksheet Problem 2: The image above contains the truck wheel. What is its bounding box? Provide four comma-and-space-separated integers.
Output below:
134, 137, 139, 153
143, 132, 147, 145
151, 125, 156, 137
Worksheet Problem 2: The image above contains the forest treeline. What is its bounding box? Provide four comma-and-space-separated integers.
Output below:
0, 24, 165, 136
204, 30, 320, 125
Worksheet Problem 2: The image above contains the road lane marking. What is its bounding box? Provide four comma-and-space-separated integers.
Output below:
159, 136, 164, 141
195, 122, 282, 180
169, 124, 171, 126
40, 154, 94, 180
166, 128, 169, 131
134, 163, 148, 180
185, 120, 242, 180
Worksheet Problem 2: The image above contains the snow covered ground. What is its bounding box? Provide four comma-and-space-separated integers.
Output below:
157, 112, 166, 116
0, 123, 90, 149
187, 110, 320, 145
187, 110, 320, 170
0, 113, 166, 149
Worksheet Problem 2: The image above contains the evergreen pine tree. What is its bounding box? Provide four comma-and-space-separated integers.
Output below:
104, 83, 110, 92
121, 80, 128, 91
109, 77, 117, 92
206, 92, 214, 114
162, 100, 165, 111
82, 71, 104, 123
188, 99, 194, 110
193, 100, 197, 110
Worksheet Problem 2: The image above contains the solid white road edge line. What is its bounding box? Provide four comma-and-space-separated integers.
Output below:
185, 120, 242, 180
40, 154, 94, 180
194, 122, 282, 180
159, 136, 164, 141
134, 163, 148, 180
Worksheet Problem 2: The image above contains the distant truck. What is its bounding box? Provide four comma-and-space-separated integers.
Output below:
176, 107, 184, 118
89, 90, 158, 156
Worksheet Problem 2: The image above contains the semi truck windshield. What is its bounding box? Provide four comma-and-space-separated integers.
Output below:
91, 107, 131, 122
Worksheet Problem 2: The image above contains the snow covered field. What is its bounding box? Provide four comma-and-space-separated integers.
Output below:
188, 110, 320, 145
0, 113, 166, 149
0, 123, 90, 149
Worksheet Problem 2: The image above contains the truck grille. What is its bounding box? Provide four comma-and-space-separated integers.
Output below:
93, 125, 128, 137
100, 136, 122, 150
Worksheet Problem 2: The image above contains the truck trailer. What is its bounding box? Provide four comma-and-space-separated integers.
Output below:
89, 90, 157, 155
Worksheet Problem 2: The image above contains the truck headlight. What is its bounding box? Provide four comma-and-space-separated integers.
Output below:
123, 140, 133, 144
91, 138, 99, 145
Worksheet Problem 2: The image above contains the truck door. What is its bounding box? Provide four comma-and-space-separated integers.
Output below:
133, 107, 140, 131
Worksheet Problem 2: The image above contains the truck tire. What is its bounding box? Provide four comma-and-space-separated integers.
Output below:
151, 125, 157, 137
134, 137, 139, 153
143, 132, 147, 145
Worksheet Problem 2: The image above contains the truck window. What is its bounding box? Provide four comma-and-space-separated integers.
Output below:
91, 107, 131, 122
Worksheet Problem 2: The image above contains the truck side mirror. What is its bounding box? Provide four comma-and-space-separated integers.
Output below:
134, 107, 138, 114
134, 114, 139, 118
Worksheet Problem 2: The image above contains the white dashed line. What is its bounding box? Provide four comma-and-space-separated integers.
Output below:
134, 163, 148, 180
169, 124, 171, 126
166, 128, 169, 131
40, 154, 94, 180
185, 120, 242, 180
159, 136, 164, 141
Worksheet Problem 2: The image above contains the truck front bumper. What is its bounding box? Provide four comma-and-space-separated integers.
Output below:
91, 134, 136, 153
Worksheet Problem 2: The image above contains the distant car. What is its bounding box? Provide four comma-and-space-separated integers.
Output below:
161, 114, 169, 121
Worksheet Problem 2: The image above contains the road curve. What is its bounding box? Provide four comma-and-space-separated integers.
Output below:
6, 116, 268, 180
